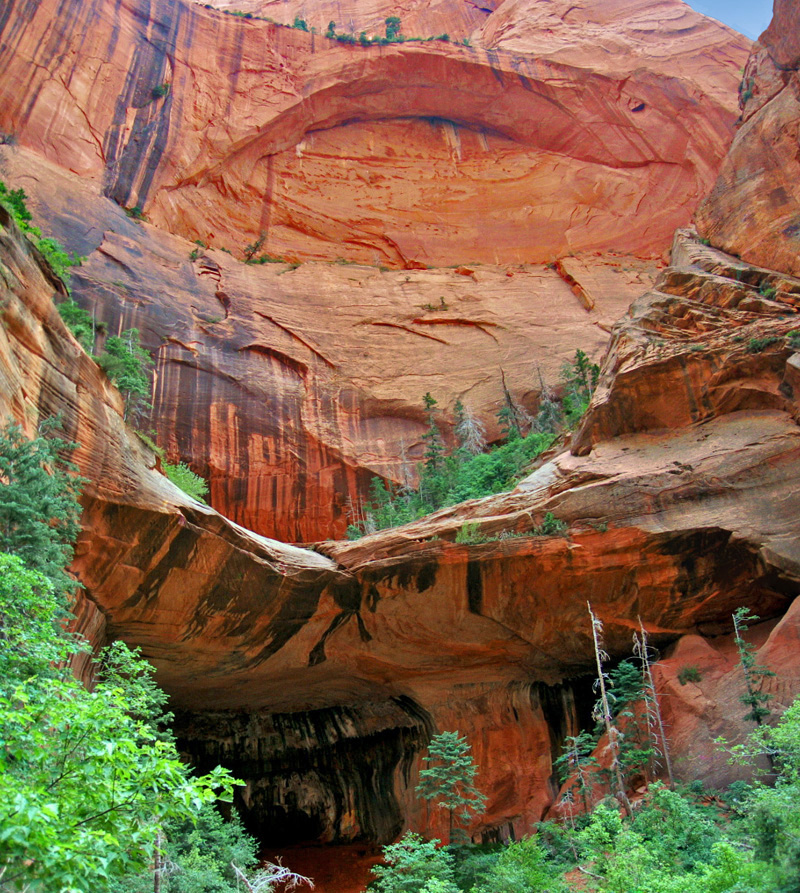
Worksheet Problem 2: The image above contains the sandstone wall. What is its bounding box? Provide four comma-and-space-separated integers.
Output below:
0, 0, 747, 266
696, 0, 800, 276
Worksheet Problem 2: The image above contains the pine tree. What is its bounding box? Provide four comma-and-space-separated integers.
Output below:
419, 393, 447, 509
415, 731, 487, 844
97, 328, 153, 424
0, 418, 84, 598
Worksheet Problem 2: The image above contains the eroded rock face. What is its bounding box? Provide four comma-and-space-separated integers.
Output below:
696, 0, 800, 276
5, 198, 799, 845
2, 146, 653, 542
0, 203, 343, 681
0, 0, 746, 266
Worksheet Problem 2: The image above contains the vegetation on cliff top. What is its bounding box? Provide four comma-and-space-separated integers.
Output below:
347, 350, 599, 538
0, 180, 208, 503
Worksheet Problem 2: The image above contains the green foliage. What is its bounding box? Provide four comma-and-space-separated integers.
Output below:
732, 607, 775, 725
243, 232, 266, 262
97, 328, 153, 423
0, 421, 239, 892
109, 804, 259, 893
152, 82, 170, 99
554, 731, 599, 812
0, 419, 84, 597
454, 521, 489, 545
58, 298, 96, 352
0, 181, 33, 226
371, 832, 457, 893
416, 731, 486, 844
0, 554, 237, 893
747, 336, 780, 354
293, 14, 309, 30
0, 179, 83, 288
531, 511, 567, 536
471, 837, 566, 893
678, 665, 702, 685
561, 348, 600, 425
385, 15, 402, 39
163, 459, 209, 502
124, 205, 145, 220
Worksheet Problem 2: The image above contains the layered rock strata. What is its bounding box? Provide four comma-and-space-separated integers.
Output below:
3, 201, 799, 844
0, 0, 747, 266
697, 0, 800, 274
1, 147, 654, 542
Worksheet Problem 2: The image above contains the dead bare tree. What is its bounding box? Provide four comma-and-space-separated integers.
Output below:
588, 601, 633, 816
232, 860, 314, 893
634, 618, 674, 789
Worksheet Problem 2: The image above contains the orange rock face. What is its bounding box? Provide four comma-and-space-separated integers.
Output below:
0, 0, 747, 266
3, 0, 797, 867
6, 195, 800, 847
696, 0, 800, 276
3, 146, 655, 542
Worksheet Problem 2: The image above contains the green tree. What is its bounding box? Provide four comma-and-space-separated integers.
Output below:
415, 731, 486, 844
371, 832, 457, 893
472, 837, 566, 893
0, 418, 84, 598
98, 328, 153, 424
555, 730, 599, 813
58, 299, 97, 353
0, 554, 237, 893
385, 16, 402, 39
562, 349, 600, 425
732, 607, 775, 726
419, 393, 448, 509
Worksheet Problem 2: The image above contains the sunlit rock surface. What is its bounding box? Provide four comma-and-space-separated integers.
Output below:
697, 0, 800, 275
0, 0, 747, 266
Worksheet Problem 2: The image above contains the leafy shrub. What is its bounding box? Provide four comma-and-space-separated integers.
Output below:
531, 511, 567, 536
472, 837, 566, 893
455, 521, 490, 544
0, 180, 83, 287
152, 82, 170, 99
293, 15, 308, 30
678, 665, 702, 685
163, 459, 209, 503
747, 336, 780, 353
0, 419, 237, 892
787, 330, 800, 350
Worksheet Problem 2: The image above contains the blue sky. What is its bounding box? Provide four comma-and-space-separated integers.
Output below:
684, 0, 773, 40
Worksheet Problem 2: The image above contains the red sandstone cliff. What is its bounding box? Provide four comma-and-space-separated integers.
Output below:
2, 0, 798, 865
697, 0, 800, 275
0, 0, 747, 267
3, 196, 800, 844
